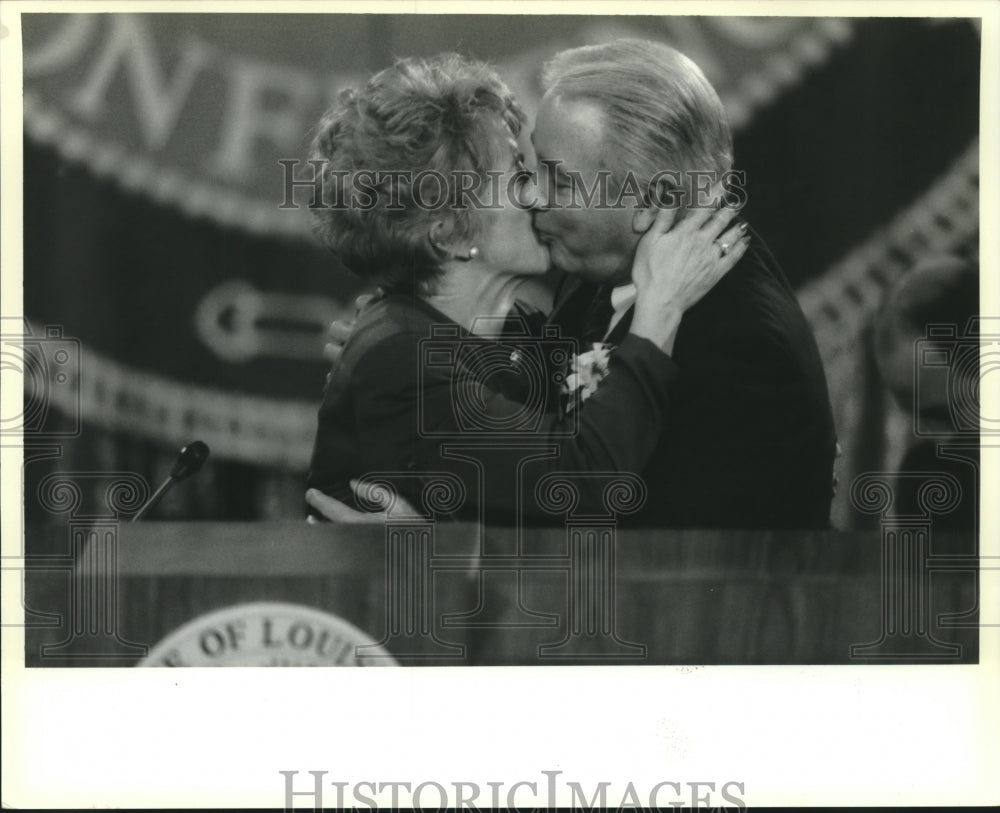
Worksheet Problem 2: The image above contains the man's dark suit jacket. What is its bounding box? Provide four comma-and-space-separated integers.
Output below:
549, 230, 837, 528
307, 294, 683, 526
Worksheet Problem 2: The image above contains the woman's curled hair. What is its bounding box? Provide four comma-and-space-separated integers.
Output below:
309, 53, 524, 294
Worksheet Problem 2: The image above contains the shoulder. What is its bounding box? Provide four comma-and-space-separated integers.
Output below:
724, 232, 799, 320
678, 232, 810, 358
342, 295, 435, 362
355, 294, 434, 338
721, 233, 794, 312
320, 295, 436, 401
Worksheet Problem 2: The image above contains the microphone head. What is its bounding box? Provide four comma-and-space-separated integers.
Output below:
170, 440, 210, 482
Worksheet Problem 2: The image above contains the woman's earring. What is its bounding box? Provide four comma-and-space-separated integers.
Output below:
431, 241, 479, 261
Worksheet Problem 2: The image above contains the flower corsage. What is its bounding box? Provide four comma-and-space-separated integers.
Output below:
562, 342, 614, 412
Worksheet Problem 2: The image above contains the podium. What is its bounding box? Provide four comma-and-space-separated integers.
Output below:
23, 522, 978, 666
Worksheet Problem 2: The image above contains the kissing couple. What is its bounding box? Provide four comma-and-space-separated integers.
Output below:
305, 39, 837, 530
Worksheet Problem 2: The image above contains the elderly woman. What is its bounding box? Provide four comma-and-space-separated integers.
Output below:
305, 53, 747, 524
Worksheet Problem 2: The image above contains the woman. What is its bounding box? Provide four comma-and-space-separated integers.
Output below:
306, 53, 747, 524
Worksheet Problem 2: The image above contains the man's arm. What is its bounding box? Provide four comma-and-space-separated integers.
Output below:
306, 480, 417, 523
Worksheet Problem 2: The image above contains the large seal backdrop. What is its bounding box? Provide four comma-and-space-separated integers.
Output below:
19, 14, 980, 525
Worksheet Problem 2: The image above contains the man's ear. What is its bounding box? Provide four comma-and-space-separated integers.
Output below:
633, 177, 685, 233
631, 205, 657, 234
631, 179, 670, 233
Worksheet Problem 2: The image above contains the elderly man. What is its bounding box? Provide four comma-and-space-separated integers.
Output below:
524, 39, 837, 527
309, 39, 837, 528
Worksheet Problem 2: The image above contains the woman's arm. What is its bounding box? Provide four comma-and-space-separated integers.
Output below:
346, 328, 676, 523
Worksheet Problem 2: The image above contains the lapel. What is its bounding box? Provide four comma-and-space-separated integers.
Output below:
604, 305, 635, 346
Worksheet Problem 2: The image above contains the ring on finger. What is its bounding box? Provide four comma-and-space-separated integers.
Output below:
716, 241, 730, 258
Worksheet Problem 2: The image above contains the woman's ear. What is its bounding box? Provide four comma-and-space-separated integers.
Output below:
428, 219, 450, 248
428, 218, 478, 262
427, 219, 455, 258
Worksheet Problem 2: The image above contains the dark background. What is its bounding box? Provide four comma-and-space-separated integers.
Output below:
17, 15, 981, 527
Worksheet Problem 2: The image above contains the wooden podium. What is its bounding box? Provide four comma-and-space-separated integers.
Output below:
23, 522, 978, 666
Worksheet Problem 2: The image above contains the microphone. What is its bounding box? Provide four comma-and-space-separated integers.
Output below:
131, 440, 210, 522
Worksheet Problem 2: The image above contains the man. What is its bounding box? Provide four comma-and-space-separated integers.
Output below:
524, 39, 837, 528
310, 39, 837, 528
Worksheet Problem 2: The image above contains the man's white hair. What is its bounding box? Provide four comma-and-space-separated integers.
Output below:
541, 39, 733, 200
